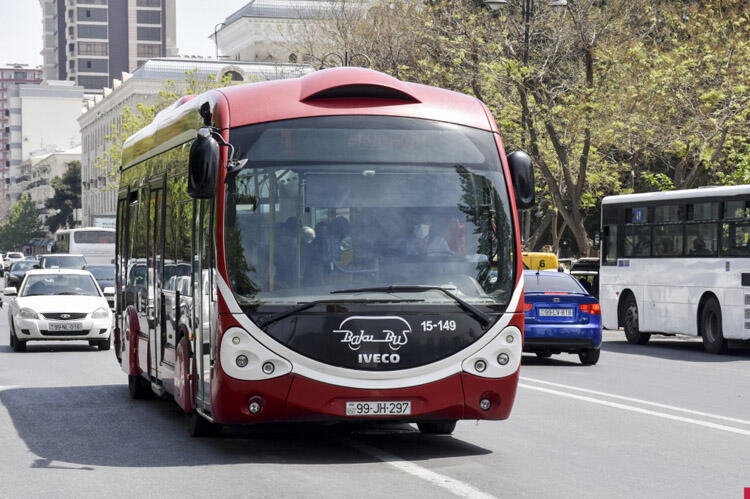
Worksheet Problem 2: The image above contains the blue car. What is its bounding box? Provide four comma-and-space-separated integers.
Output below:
523, 270, 602, 365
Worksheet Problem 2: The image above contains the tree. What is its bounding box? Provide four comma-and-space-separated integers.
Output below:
45, 160, 82, 233
0, 193, 46, 251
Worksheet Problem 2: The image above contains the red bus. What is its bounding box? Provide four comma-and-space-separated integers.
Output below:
114, 67, 534, 436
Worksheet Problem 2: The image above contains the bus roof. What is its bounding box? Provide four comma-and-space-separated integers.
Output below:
121, 67, 501, 170
602, 185, 750, 206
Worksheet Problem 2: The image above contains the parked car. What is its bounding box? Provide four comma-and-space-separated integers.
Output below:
36, 253, 87, 270
4, 268, 112, 352
522, 269, 602, 365
85, 263, 115, 309
5, 259, 39, 290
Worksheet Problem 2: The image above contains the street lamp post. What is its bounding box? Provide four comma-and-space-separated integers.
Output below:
319, 50, 372, 69
213, 22, 226, 59
483, 0, 566, 248
483, 0, 567, 147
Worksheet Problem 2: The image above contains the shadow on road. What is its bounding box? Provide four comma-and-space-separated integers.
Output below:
0, 384, 491, 469
601, 334, 750, 363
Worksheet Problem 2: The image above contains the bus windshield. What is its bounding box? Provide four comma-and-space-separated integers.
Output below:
224, 116, 516, 323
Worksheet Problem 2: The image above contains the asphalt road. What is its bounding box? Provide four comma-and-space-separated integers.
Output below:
0, 300, 748, 499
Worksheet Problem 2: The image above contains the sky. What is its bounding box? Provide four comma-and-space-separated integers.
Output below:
0, 0, 250, 68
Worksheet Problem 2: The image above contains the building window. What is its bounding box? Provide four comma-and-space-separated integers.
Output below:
78, 42, 108, 56
137, 27, 161, 41
77, 24, 108, 39
136, 10, 161, 24
137, 43, 161, 58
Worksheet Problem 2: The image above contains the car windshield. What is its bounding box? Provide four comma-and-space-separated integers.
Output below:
224, 115, 517, 322
10, 261, 37, 271
87, 265, 115, 280
21, 274, 101, 297
525, 272, 586, 294
40, 255, 86, 269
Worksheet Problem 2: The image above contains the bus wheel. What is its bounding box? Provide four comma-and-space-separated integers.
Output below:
186, 411, 222, 438
700, 297, 727, 354
578, 348, 600, 365
623, 295, 650, 345
128, 374, 152, 399
417, 420, 457, 435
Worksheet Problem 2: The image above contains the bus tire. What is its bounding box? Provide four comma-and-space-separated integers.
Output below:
128, 374, 152, 399
186, 411, 222, 438
700, 297, 727, 354
622, 294, 650, 345
417, 420, 457, 435
578, 348, 600, 365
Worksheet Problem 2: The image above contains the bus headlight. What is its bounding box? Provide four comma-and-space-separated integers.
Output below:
236, 354, 249, 368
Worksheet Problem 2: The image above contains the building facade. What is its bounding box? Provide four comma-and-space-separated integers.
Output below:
0, 66, 44, 219
40, 0, 177, 93
78, 58, 313, 227
213, 0, 372, 64
5, 80, 84, 219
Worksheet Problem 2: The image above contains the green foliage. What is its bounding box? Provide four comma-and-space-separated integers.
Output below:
95, 69, 244, 184
0, 193, 47, 251
45, 160, 82, 233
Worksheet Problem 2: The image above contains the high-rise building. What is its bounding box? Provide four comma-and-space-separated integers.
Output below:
40, 0, 177, 93
0, 66, 44, 217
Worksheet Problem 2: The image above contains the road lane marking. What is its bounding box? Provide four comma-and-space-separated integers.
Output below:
519, 380, 750, 436
521, 377, 750, 426
350, 441, 497, 499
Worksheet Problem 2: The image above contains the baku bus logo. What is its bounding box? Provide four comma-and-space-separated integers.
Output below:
333, 316, 411, 351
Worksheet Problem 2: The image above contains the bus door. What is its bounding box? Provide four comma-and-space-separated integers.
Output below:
147, 184, 166, 380
192, 199, 214, 409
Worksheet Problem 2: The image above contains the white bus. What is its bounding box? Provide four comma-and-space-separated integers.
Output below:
54, 227, 115, 265
599, 185, 750, 354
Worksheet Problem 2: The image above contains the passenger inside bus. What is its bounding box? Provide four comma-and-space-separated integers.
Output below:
690, 237, 712, 256
406, 213, 452, 257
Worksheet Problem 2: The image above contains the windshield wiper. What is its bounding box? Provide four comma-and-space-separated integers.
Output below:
331, 285, 492, 327
256, 297, 423, 328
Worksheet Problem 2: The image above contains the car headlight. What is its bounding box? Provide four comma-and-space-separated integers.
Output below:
19, 307, 39, 320
91, 307, 110, 319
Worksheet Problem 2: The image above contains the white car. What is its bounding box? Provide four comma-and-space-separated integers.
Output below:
3, 251, 25, 272
4, 269, 112, 352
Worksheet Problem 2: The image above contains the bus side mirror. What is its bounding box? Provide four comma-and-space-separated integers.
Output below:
188, 128, 219, 199
508, 150, 535, 209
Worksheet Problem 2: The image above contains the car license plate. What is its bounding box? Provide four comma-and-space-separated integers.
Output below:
539, 308, 574, 317
48, 322, 83, 331
346, 401, 411, 416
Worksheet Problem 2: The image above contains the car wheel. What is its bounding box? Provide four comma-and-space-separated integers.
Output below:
186, 411, 222, 438
128, 374, 152, 399
416, 420, 457, 435
9, 322, 26, 352
97, 338, 111, 351
578, 348, 600, 365
623, 294, 650, 345
700, 297, 727, 354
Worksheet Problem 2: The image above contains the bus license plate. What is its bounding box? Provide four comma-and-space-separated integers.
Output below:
48, 322, 83, 331
346, 401, 411, 416
539, 308, 573, 317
